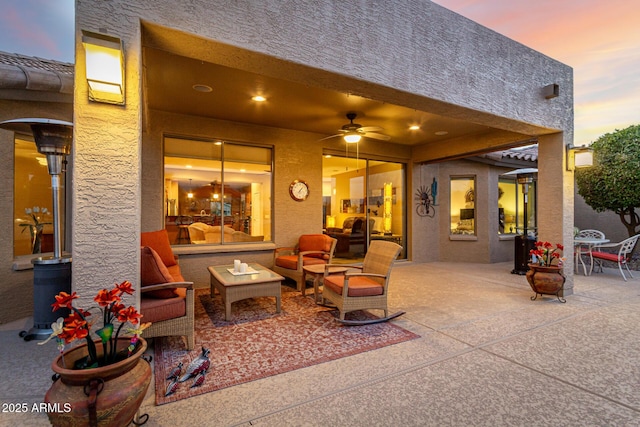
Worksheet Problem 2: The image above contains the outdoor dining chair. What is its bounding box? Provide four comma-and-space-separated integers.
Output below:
591, 234, 640, 281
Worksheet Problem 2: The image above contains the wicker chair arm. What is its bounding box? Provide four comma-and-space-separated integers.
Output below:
299, 250, 329, 257
141, 281, 193, 293
344, 272, 386, 279
275, 247, 296, 256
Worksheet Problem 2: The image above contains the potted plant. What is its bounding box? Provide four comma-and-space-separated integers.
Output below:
526, 241, 567, 303
18, 206, 51, 254
40, 281, 152, 426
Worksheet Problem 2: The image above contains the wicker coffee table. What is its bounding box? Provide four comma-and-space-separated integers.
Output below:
208, 263, 283, 320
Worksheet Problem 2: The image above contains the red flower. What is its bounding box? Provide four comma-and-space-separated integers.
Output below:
61, 318, 89, 343
51, 291, 78, 311
117, 306, 142, 325
94, 288, 121, 307
556, 243, 564, 250
115, 280, 134, 295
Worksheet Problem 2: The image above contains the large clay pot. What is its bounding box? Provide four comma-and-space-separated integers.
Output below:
526, 263, 566, 303
45, 337, 151, 427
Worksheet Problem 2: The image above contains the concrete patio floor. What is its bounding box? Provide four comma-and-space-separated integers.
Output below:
1, 261, 639, 426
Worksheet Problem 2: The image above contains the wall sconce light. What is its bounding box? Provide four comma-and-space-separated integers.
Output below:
566, 144, 594, 171
383, 182, 393, 235
82, 30, 125, 105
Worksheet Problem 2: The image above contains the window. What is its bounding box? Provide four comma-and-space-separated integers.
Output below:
14, 136, 61, 256
498, 176, 537, 235
450, 176, 475, 235
498, 178, 517, 234
163, 137, 272, 245
323, 155, 406, 260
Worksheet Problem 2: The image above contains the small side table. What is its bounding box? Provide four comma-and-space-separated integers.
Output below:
302, 264, 348, 303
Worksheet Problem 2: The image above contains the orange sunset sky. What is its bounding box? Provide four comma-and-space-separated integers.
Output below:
1, 0, 637, 145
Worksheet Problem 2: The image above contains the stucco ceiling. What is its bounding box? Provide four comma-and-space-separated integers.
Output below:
141, 23, 540, 160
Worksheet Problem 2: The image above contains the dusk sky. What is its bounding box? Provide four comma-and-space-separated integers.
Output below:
0, 0, 637, 144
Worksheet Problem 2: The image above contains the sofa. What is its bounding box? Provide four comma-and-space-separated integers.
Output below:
187, 222, 263, 243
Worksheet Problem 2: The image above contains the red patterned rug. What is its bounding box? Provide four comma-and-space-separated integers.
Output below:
154, 286, 419, 405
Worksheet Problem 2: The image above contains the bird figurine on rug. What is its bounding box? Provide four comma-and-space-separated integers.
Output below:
179, 347, 211, 383
165, 377, 180, 396
166, 362, 183, 381
190, 371, 206, 388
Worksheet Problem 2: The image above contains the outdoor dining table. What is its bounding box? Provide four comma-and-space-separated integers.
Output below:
574, 237, 610, 276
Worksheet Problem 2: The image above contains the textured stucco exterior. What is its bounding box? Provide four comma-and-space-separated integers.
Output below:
69, 0, 573, 304
0, 0, 574, 325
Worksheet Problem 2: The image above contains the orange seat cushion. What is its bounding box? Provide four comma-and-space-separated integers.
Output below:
140, 288, 186, 323
591, 251, 624, 262
140, 246, 178, 299
323, 275, 384, 297
275, 255, 326, 270
299, 234, 332, 260
140, 229, 177, 267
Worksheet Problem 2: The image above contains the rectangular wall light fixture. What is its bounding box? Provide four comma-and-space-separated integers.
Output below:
566, 144, 594, 171
82, 30, 125, 105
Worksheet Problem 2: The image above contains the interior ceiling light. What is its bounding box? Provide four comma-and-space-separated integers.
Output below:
409, 125, 420, 130
343, 132, 361, 143
252, 95, 266, 102
435, 130, 449, 136
192, 84, 212, 93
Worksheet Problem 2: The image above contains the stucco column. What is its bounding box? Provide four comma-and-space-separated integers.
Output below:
537, 133, 574, 295
72, 9, 142, 309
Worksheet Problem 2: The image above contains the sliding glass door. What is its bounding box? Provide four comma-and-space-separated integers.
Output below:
323, 155, 406, 261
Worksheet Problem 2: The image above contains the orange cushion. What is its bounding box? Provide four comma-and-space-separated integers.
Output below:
140, 288, 186, 323
591, 251, 623, 262
140, 246, 178, 299
140, 229, 177, 267
275, 255, 327, 270
323, 275, 384, 297
299, 234, 332, 259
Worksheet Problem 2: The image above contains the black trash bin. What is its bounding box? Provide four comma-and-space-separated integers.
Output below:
512, 234, 535, 275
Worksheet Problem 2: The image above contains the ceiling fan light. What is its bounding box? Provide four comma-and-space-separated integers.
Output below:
344, 133, 361, 143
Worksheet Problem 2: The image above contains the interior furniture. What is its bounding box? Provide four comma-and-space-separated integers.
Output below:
302, 264, 348, 303
188, 222, 263, 244
174, 215, 193, 244
208, 263, 283, 320
591, 234, 640, 281
139, 229, 195, 350
322, 240, 402, 320
272, 234, 337, 294
325, 217, 372, 257
574, 229, 607, 276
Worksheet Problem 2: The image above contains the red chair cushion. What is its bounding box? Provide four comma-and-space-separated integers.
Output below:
591, 251, 623, 262
140, 246, 178, 299
140, 288, 186, 323
299, 234, 332, 260
275, 255, 326, 270
323, 275, 384, 297
140, 229, 177, 267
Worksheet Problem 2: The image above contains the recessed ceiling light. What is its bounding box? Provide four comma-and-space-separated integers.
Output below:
435, 131, 448, 136
324, 154, 332, 158
214, 141, 223, 145
192, 84, 212, 93
252, 95, 266, 102
409, 125, 420, 131
185, 165, 192, 169
240, 169, 246, 173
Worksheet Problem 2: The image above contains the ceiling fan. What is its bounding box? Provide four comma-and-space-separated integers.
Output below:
321, 112, 391, 143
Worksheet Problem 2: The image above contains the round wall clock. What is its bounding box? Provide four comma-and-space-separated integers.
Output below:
289, 179, 309, 201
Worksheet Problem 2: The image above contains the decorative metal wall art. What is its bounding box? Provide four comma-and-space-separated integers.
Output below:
415, 177, 438, 217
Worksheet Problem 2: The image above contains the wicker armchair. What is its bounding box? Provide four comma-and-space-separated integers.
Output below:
321, 240, 402, 320
273, 234, 337, 295
140, 230, 195, 350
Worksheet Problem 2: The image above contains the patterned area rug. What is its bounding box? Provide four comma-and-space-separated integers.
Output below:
154, 286, 419, 405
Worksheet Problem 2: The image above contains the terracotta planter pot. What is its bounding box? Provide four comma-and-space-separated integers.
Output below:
526, 263, 566, 303
45, 337, 151, 427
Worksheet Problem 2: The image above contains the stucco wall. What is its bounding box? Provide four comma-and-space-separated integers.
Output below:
73, 0, 574, 303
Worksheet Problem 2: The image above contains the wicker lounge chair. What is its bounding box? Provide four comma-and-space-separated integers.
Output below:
321, 240, 402, 323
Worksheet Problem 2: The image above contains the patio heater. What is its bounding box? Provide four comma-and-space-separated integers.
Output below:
0, 118, 73, 340
505, 168, 538, 275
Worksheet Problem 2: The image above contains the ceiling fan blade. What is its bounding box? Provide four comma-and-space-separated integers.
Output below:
364, 132, 391, 141
318, 134, 342, 141
360, 126, 383, 132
